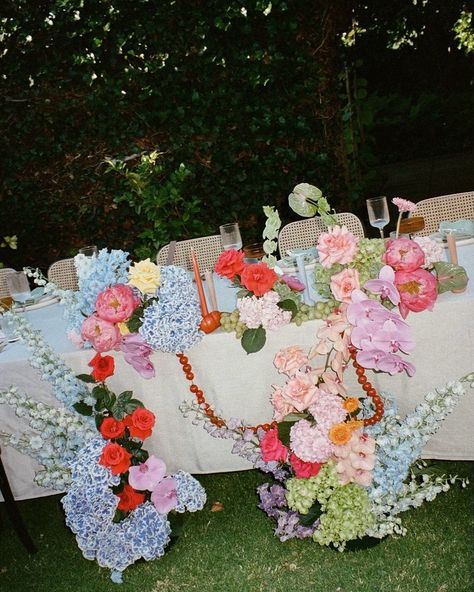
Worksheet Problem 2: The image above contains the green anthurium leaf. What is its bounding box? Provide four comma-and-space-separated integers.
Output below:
72, 401, 94, 416
277, 298, 298, 319
434, 261, 468, 294
241, 327, 266, 354
76, 373, 96, 383
298, 501, 322, 527
288, 183, 322, 217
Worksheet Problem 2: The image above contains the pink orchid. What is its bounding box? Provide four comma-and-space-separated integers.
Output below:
347, 291, 401, 327
370, 320, 415, 354
395, 268, 438, 319
364, 265, 400, 305
318, 369, 348, 397
151, 476, 177, 514
128, 455, 166, 491
383, 238, 425, 272
376, 352, 416, 376
120, 333, 155, 379
280, 274, 305, 292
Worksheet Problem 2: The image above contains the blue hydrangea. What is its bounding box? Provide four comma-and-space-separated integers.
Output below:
173, 470, 207, 512
139, 265, 203, 352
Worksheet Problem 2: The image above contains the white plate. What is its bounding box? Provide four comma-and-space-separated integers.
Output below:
430, 233, 474, 247
275, 261, 317, 274
11, 295, 59, 312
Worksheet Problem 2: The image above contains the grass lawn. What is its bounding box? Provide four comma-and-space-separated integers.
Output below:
1, 462, 472, 592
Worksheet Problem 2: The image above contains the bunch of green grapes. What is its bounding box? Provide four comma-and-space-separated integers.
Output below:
292, 300, 337, 327
219, 311, 247, 338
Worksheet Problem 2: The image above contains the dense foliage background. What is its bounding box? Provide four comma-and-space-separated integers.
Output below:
0, 0, 472, 270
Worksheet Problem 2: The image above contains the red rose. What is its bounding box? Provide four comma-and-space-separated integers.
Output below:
124, 408, 156, 440
116, 483, 145, 512
99, 442, 132, 475
88, 352, 115, 382
260, 427, 288, 463
214, 249, 246, 280
289, 452, 321, 479
241, 262, 278, 296
99, 417, 126, 440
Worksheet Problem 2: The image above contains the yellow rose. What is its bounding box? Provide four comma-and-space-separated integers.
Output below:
128, 259, 161, 295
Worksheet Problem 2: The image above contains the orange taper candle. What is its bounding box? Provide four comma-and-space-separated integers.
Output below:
191, 249, 209, 316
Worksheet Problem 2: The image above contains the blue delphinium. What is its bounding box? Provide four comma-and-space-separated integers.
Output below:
140, 265, 203, 352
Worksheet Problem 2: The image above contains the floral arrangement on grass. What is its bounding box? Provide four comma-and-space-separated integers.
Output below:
0, 312, 206, 583
179, 184, 470, 550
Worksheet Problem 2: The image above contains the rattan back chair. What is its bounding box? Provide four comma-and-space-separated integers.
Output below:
156, 235, 224, 272
0, 268, 16, 299
47, 258, 79, 290
409, 191, 474, 237
278, 213, 365, 258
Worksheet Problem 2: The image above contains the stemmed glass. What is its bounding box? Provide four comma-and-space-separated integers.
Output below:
219, 223, 243, 251
366, 196, 390, 238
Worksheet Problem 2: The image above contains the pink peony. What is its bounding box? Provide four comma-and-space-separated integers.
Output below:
260, 427, 288, 463
273, 346, 308, 377
81, 314, 121, 352
128, 455, 166, 491
151, 476, 177, 514
383, 238, 425, 272
289, 419, 333, 463
289, 452, 322, 479
392, 197, 417, 213
317, 225, 359, 268
281, 372, 319, 412
330, 268, 360, 303
95, 284, 141, 323
395, 268, 438, 318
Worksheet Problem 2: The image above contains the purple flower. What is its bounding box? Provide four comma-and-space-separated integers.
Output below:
128, 455, 166, 491
151, 477, 178, 514
120, 333, 155, 379
280, 274, 305, 292
364, 265, 400, 305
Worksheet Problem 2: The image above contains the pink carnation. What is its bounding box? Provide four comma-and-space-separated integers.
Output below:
289, 419, 333, 463
317, 225, 359, 268
330, 268, 360, 303
95, 284, 141, 323
81, 314, 121, 352
383, 238, 425, 272
274, 346, 308, 377
308, 389, 347, 433
392, 197, 417, 213
281, 372, 319, 412
271, 386, 297, 422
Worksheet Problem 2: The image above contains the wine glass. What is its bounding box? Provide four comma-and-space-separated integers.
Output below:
78, 245, 98, 257
366, 196, 390, 238
219, 223, 243, 251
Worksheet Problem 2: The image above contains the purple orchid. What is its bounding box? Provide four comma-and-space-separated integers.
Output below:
151, 476, 178, 514
120, 332, 155, 379
128, 455, 167, 491
364, 265, 400, 305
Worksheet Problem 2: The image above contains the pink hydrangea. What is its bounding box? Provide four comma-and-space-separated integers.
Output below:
273, 346, 308, 376
383, 238, 425, 272
237, 291, 291, 330
333, 430, 376, 486
330, 267, 360, 303
81, 314, 121, 352
392, 197, 417, 213
414, 236, 444, 268
308, 389, 347, 433
289, 419, 333, 463
95, 284, 141, 323
281, 372, 319, 412
317, 225, 359, 268
395, 268, 438, 318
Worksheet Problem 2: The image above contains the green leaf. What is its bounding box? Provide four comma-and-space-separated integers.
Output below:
277, 299, 298, 319
76, 373, 96, 384
241, 327, 266, 354
72, 401, 94, 416
92, 385, 109, 399
118, 391, 133, 404
298, 500, 322, 527
277, 419, 297, 447
95, 414, 104, 430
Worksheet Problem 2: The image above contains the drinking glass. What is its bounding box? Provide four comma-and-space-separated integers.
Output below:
219, 223, 243, 251
78, 245, 98, 257
366, 196, 390, 238
6, 271, 31, 302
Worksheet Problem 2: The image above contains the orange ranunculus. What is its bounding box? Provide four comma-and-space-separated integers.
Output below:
328, 423, 352, 446
241, 262, 278, 297
88, 352, 115, 382
124, 407, 156, 440
99, 416, 126, 440
116, 483, 145, 512
345, 419, 364, 431
99, 442, 132, 475
343, 397, 360, 413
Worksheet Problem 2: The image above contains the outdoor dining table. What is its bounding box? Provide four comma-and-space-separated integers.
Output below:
1, 243, 473, 500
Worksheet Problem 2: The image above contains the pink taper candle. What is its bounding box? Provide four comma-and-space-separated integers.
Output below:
191, 249, 209, 316
204, 270, 218, 311
446, 233, 458, 265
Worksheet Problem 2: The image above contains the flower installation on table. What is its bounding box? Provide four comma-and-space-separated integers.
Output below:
178, 185, 471, 550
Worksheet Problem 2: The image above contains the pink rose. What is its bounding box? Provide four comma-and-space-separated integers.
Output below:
289, 452, 321, 479
95, 284, 141, 323
273, 346, 308, 376
260, 427, 288, 463
317, 225, 359, 268
395, 268, 438, 319
281, 372, 319, 412
271, 386, 297, 422
330, 268, 360, 303
81, 314, 121, 352
383, 238, 425, 272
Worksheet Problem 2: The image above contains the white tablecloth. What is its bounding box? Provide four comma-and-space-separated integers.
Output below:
1, 244, 473, 500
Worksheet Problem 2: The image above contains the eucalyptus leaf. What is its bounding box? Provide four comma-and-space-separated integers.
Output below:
241, 327, 266, 354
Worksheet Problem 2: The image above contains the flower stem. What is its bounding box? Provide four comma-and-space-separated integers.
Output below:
395, 213, 402, 239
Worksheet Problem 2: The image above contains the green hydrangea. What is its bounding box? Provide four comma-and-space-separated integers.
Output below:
286, 461, 340, 514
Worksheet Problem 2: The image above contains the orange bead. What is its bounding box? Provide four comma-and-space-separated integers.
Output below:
356, 367, 365, 376
190, 384, 198, 393
367, 388, 377, 397
186, 372, 194, 381
357, 376, 367, 385
362, 383, 372, 392
179, 356, 188, 365
183, 364, 192, 373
